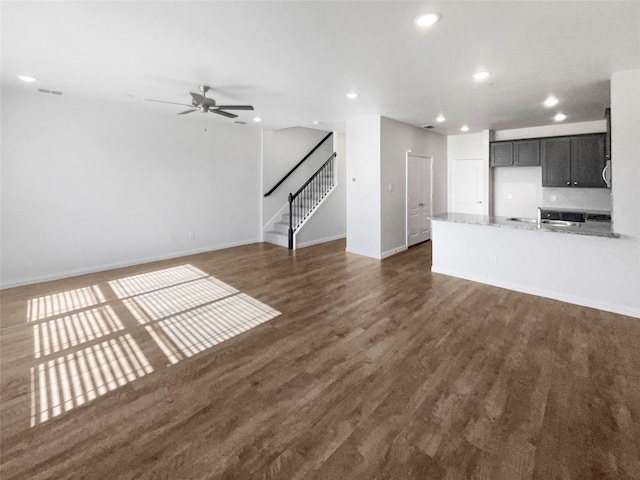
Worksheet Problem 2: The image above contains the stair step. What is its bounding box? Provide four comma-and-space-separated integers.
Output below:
273, 221, 289, 234
264, 231, 289, 248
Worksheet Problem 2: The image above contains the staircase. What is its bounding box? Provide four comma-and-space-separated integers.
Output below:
264, 165, 335, 248
263, 146, 336, 249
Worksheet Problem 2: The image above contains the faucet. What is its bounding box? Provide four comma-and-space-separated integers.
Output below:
537, 207, 542, 226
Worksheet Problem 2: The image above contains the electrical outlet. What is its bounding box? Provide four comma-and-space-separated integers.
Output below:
551, 195, 557, 202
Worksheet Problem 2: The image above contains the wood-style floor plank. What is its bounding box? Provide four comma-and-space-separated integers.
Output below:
1, 239, 640, 479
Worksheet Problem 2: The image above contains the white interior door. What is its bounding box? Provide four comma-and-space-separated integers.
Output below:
407, 154, 432, 247
449, 158, 485, 214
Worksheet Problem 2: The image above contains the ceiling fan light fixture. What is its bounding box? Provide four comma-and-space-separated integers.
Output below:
414, 13, 440, 27
18, 74, 37, 82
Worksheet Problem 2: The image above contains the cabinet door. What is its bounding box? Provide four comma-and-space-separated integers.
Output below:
490, 142, 513, 167
570, 134, 606, 187
541, 137, 571, 186
514, 140, 540, 166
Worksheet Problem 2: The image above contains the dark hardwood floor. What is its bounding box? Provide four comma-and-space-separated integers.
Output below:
1, 239, 639, 479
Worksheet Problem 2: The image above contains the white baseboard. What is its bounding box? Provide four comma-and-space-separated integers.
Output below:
431, 265, 640, 319
0, 238, 260, 290
296, 234, 346, 249
345, 247, 382, 260
381, 245, 408, 259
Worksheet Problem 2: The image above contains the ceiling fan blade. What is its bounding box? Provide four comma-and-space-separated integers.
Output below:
177, 109, 197, 115
215, 105, 254, 111
189, 92, 204, 104
211, 109, 238, 119
145, 99, 192, 107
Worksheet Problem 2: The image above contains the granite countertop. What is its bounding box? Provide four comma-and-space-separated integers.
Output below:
430, 213, 618, 238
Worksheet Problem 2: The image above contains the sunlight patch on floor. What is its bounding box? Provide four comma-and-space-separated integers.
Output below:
113, 265, 280, 361
28, 285, 106, 321
30, 334, 152, 427
26, 264, 279, 427
33, 305, 125, 359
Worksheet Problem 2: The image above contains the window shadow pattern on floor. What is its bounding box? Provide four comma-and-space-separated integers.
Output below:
26, 264, 279, 427
111, 265, 280, 362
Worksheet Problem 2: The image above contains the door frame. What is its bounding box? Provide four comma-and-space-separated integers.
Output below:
405, 152, 433, 248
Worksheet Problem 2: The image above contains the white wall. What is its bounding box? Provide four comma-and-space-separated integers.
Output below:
493, 120, 606, 141
380, 116, 447, 256
346, 116, 381, 258
611, 70, 640, 239
1, 88, 262, 287
296, 132, 347, 247
432, 69, 640, 318
262, 127, 332, 227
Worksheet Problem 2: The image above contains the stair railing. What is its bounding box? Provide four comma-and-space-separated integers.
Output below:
264, 132, 333, 197
288, 152, 336, 249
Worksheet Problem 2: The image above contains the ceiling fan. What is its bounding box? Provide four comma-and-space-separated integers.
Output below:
145, 85, 254, 118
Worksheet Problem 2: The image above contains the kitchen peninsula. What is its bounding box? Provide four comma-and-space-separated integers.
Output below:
430, 212, 632, 317
432, 211, 616, 238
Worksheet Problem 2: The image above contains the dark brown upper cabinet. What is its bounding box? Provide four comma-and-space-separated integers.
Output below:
541, 133, 606, 188
490, 140, 540, 167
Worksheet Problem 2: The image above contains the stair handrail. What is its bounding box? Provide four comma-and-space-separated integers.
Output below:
288, 152, 336, 248
264, 131, 333, 197
291, 152, 336, 199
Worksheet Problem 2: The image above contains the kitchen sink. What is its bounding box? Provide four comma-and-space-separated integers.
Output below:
541, 219, 580, 227
506, 217, 581, 227
506, 217, 537, 224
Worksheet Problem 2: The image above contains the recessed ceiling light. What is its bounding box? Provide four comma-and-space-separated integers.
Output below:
253, 116, 262, 122
461, 125, 470, 132
346, 92, 359, 99
473, 71, 490, 81
414, 13, 440, 27
554, 113, 567, 122
436, 115, 446, 122
544, 96, 559, 107
18, 75, 37, 82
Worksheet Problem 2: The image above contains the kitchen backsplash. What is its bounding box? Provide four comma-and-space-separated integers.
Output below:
492, 166, 612, 218
542, 187, 612, 211
493, 167, 543, 218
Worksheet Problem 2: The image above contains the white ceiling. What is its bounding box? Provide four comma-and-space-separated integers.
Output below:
2, 1, 639, 135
